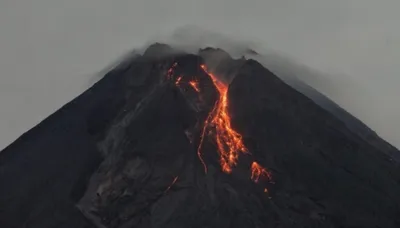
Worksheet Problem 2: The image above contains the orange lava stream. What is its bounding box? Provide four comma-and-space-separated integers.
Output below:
200, 65, 249, 174
251, 162, 272, 183
196, 103, 218, 174
189, 80, 201, 92
167, 62, 272, 188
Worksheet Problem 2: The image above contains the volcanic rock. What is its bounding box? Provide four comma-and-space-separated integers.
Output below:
0, 44, 399, 228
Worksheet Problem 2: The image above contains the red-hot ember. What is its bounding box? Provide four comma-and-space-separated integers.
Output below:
189, 80, 200, 93
251, 161, 272, 183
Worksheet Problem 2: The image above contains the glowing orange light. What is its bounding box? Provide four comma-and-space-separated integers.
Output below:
199, 64, 249, 174
165, 62, 273, 186
189, 80, 200, 92
251, 161, 272, 183
196, 101, 220, 173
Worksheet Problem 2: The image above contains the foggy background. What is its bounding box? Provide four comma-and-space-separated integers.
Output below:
0, 0, 399, 150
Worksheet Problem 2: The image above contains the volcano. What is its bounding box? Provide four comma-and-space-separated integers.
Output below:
1, 43, 400, 228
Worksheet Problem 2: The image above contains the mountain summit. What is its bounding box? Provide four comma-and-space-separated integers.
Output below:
1, 44, 399, 228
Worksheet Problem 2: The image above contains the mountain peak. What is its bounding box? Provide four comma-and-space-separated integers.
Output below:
1, 44, 399, 228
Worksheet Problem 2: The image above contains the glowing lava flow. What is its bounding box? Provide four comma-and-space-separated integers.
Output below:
196, 105, 217, 174
199, 65, 249, 174
189, 80, 201, 92
251, 162, 272, 183
167, 62, 272, 186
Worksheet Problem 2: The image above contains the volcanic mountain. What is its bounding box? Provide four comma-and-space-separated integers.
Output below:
1, 44, 400, 228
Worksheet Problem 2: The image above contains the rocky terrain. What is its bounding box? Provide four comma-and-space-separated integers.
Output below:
1, 43, 399, 228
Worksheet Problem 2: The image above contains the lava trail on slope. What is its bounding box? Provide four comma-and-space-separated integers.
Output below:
167, 61, 272, 186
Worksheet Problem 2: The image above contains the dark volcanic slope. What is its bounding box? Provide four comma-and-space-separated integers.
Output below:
1, 44, 400, 228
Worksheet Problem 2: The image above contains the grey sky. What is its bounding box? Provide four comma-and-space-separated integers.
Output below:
0, 0, 399, 150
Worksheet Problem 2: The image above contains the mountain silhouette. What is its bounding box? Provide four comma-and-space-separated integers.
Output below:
1, 43, 399, 228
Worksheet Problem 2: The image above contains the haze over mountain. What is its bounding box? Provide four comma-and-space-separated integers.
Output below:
1, 0, 400, 151
1, 44, 399, 228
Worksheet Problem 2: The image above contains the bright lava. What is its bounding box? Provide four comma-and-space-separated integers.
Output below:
168, 62, 272, 187
200, 64, 248, 174
251, 162, 271, 183
189, 80, 201, 92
